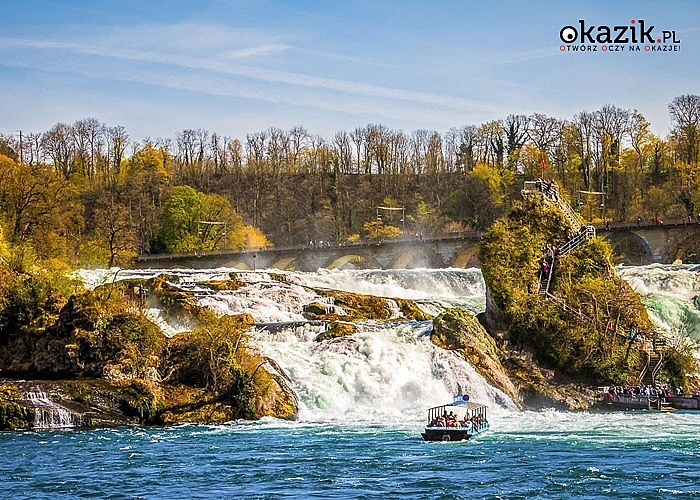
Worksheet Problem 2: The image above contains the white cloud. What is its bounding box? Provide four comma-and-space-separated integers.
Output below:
0, 22, 498, 116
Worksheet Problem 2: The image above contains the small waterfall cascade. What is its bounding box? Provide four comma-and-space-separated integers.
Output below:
25, 389, 75, 429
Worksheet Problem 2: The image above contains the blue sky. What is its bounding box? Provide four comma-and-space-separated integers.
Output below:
0, 0, 698, 141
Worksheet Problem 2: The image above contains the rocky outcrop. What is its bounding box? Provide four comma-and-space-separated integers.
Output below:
0, 275, 299, 430
474, 190, 684, 409
303, 289, 431, 322
432, 308, 521, 406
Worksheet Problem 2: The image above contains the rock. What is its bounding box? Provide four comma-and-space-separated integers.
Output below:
478, 190, 661, 407
432, 308, 521, 406
314, 321, 357, 342
0, 280, 300, 429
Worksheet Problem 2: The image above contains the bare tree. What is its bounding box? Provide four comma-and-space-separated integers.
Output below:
571, 111, 595, 188
456, 126, 478, 172
669, 94, 700, 165
503, 114, 529, 171
350, 126, 367, 174
288, 126, 309, 173
593, 104, 630, 192
106, 125, 129, 184
41, 123, 76, 179
333, 130, 353, 174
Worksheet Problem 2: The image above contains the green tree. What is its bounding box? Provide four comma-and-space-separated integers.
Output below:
159, 185, 245, 253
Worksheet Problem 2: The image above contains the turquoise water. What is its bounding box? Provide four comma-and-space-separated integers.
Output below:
4, 411, 700, 499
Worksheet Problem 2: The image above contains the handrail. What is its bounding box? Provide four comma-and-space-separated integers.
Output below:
558, 225, 596, 255
523, 179, 585, 232
544, 292, 596, 324
651, 351, 664, 385
638, 349, 651, 385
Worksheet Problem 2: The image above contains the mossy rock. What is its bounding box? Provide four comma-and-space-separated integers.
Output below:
314, 321, 357, 342
199, 275, 247, 291
267, 273, 291, 283
303, 302, 332, 319
317, 290, 391, 320
432, 308, 496, 352
432, 308, 520, 405
0, 402, 34, 430
307, 290, 428, 322
250, 363, 298, 420
0, 268, 299, 427
0, 382, 33, 430
394, 298, 432, 321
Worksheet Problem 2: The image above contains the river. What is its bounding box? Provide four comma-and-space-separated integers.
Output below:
3, 264, 700, 498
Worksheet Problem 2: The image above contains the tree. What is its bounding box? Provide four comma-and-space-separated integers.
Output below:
159, 185, 246, 253
503, 114, 529, 171
464, 163, 509, 229
93, 201, 138, 267
363, 221, 401, 241
669, 94, 700, 165
41, 123, 76, 179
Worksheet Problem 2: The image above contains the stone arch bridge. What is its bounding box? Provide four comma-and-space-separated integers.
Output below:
131, 223, 700, 271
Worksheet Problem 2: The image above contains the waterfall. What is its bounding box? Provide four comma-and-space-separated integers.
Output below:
618, 264, 700, 347
74, 264, 700, 421
26, 389, 75, 429
250, 320, 517, 422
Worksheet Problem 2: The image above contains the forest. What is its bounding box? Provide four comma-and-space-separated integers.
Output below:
0, 94, 698, 270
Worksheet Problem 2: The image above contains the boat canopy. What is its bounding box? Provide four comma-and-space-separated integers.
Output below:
425, 396, 487, 424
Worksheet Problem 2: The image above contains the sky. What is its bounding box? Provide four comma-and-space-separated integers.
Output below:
0, 0, 698, 142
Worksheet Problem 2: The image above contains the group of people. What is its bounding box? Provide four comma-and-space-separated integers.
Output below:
308, 240, 335, 248
540, 245, 557, 277
534, 179, 560, 201
605, 384, 684, 403
428, 410, 486, 429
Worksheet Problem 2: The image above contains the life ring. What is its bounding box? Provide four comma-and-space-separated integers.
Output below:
442, 434, 450, 442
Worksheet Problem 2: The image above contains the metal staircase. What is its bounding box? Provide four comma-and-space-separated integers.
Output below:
522, 179, 586, 233
639, 349, 663, 387
557, 225, 596, 256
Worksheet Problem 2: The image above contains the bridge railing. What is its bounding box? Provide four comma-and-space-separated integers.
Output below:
133, 231, 485, 262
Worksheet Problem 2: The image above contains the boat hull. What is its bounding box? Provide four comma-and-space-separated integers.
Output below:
421, 423, 489, 442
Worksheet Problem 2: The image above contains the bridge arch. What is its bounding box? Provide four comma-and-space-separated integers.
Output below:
451, 245, 481, 268
671, 233, 700, 263
392, 247, 441, 269
327, 254, 375, 270
272, 257, 297, 270
229, 261, 251, 270
603, 231, 654, 265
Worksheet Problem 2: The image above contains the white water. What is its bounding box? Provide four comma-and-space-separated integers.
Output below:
75, 264, 700, 422
253, 320, 516, 422
26, 390, 74, 429
618, 264, 700, 348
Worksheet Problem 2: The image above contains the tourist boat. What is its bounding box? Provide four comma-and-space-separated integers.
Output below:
421, 394, 489, 442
